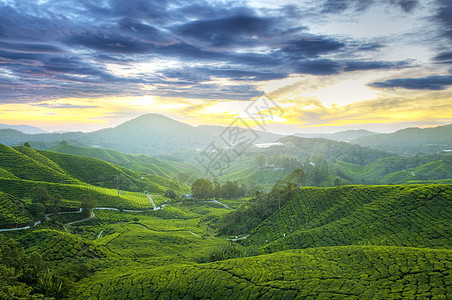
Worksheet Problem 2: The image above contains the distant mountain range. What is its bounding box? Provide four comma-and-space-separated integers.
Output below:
294, 129, 376, 142
0, 123, 48, 134
353, 124, 452, 154
0, 114, 451, 155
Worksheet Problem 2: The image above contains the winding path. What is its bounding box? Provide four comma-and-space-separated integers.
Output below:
147, 195, 158, 210
0, 197, 232, 232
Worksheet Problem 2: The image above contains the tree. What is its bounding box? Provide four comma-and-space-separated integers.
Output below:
164, 189, 177, 201
50, 193, 62, 215
31, 186, 52, 206
28, 203, 45, 218
221, 181, 239, 199
191, 178, 213, 200
287, 168, 305, 187
212, 181, 221, 199
23, 142, 31, 148
80, 194, 97, 217
254, 154, 267, 168
113, 175, 121, 197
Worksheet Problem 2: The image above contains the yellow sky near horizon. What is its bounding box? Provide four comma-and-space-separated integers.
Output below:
1, 68, 451, 133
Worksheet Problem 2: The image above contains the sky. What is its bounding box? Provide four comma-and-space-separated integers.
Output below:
0, 0, 451, 134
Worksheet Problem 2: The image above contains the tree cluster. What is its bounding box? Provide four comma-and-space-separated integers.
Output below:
217, 168, 305, 236
191, 179, 245, 201
28, 186, 62, 220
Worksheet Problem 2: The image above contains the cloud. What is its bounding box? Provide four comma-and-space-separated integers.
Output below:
436, 0, 452, 40
278, 36, 344, 58
173, 14, 282, 50
344, 60, 412, 72
370, 75, 452, 90
33, 103, 100, 109
280, 92, 452, 128
321, 0, 419, 14
433, 51, 452, 63
0, 41, 64, 54
63, 32, 154, 54
161, 67, 288, 82
151, 82, 263, 100
293, 59, 343, 75
0, 0, 434, 104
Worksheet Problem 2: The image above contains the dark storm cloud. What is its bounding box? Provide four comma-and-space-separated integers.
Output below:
370, 75, 452, 90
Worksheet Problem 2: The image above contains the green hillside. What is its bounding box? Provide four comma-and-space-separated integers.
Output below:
19, 229, 116, 260
1, 183, 451, 299
0, 143, 79, 184
0, 178, 156, 210
49, 143, 202, 183
333, 154, 452, 184
37, 149, 142, 188
76, 246, 452, 299
0, 192, 32, 227
246, 185, 452, 252
0, 143, 188, 195
0, 167, 18, 179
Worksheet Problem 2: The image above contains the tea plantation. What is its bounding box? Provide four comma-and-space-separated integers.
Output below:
248, 185, 452, 252
0, 142, 451, 299
76, 246, 452, 299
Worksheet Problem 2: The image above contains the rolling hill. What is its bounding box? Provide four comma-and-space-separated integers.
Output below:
0, 143, 189, 201
48, 143, 203, 183
76, 245, 452, 299
246, 185, 452, 252
332, 154, 452, 185
63, 184, 452, 299
0, 191, 32, 227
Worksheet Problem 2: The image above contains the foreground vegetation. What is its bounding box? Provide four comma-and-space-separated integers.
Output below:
0, 141, 451, 299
